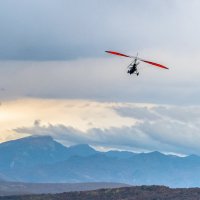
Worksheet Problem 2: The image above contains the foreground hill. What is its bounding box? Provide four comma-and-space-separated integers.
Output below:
2, 186, 200, 200
2, 136, 200, 187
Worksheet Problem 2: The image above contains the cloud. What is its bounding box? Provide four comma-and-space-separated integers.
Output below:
14, 120, 200, 155
1, 50, 200, 104
0, 98, 136, 143
14, 123, 167, 152
0, 0, 200, 60
13, 102, 200, 155
114, 106, 160, 121
115, 104, 200, 124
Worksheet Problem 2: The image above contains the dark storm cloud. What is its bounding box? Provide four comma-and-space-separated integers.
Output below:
0, 0, 196, 60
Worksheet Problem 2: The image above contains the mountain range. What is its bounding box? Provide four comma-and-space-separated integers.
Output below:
0, 135, 200, 187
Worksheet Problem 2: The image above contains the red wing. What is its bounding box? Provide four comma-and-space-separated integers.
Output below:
105, 51, 131, 58
105, 50, 169, 69
141, 59, 169, 69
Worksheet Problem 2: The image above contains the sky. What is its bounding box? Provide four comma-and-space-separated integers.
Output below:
1, 0, 200, 155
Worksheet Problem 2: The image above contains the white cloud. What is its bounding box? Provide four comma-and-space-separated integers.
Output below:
0, 98, 136, 143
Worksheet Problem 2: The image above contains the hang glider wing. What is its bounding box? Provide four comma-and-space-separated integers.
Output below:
105, 51, 132, 58
140, 59, 169, 69
105, 50, 169, 70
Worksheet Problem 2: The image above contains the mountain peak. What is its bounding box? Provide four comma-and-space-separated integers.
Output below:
2, 135, 62, 151
0, 135, 68, 169
19, 135, 54, 143
1, 135, 54, 146
29, 135, 53, 140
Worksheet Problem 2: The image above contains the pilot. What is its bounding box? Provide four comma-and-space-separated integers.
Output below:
128, 64, 136, 74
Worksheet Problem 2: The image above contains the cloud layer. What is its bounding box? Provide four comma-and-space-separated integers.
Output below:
11, 100, 200, 155
0, 50, 200, 105
0, 0, 200, 60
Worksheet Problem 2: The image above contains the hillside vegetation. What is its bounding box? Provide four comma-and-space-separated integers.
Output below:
2, 186, 200, 200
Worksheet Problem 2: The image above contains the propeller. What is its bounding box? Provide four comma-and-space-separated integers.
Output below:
105, 51, 169, 70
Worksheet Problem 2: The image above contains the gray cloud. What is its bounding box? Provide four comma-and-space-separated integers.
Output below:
0, 0, 199, 60
116, 105, 200, 123
114, 106, 160, 121
1, 53, 200, 104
